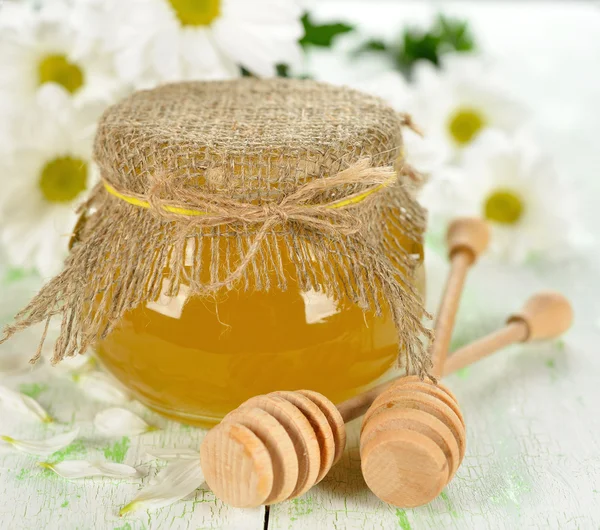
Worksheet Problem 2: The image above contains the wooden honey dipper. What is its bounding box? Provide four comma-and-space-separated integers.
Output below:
443, 291, 573, 375
359, 217, 488, 507
359, 291, 573, 508
200, 218, 489, 508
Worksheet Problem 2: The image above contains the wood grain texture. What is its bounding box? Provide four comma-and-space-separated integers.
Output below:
430, 251, 475, 377
211, 408, 284, 505
430, 218, 490, 376
444, 292, 573, 376
443, 323, 528, 376
359, 380, 466, 507
367, 378, 465, 430
297, 390, 346, 466
273, 391, 335, 484
362, 429, 449, 508
240, 395, 321, 499
361, 408, 460, 479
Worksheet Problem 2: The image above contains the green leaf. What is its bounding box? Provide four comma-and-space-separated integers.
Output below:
240, 11, 353, 78
276, 63, 290, 78
239, 66, 253, 77
397, 29, 442, 72
300, 13, 354, 48
240, 64, 295, 78
356, 38, 388, 54
436, 14, 475, 53
393, 13, 476, 76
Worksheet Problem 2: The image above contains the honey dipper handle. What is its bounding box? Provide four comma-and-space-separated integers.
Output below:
430, 218, 490, 377
442, 321, 528, 375
337, 323, 523, 423
337, 218, 490, 422
337, 315, 520, 422
443, 291, 573, 375
337, 291, 572, 423
430, 251, 473, 376
336, 380, 394, 423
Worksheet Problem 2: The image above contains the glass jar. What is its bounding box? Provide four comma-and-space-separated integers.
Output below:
95, 230, 424, 427
1, 79, 429, 429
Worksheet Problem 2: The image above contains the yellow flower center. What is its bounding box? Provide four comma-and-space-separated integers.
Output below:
483, 189, 524, 225
38, 54, 84, 94
168, 0, 221, 26
447, 107, 486, 146
39, 157, 88, 203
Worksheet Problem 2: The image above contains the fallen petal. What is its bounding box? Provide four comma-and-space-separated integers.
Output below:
40, 460, 140, 479
0, 429, 80, 457
0, 385, 53, 423
120, 459, 205, 516
76, 372, 131, 404
95, 408, 158, 437
145, 448, 199, 461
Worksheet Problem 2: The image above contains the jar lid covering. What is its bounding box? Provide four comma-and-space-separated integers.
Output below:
94, 79, 405, 203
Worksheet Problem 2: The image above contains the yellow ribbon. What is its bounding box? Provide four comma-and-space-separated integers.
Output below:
102, 177, 394, 217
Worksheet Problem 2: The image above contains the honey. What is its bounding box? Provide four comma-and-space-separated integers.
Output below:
95, 232, 424, 427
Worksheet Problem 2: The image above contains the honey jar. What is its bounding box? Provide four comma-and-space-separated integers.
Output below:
1, 79, 430, 426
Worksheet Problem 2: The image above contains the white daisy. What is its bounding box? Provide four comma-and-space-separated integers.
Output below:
74, 0, 304, 87
0, 0, 123, 118
409, 54, 527, 163
0, 86, 103, 277
421, 129, 584, 264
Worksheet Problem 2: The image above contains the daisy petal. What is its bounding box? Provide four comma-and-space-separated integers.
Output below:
94, 408, 158, 437
145, 448, 199, 461
119, 459, 205, 516
424, 127, 585, 264
76, 372, 131, 404
0, 385, 53, 422
40, 460, 140, 479
0, 429, 79, 456
73, 0, 302, 86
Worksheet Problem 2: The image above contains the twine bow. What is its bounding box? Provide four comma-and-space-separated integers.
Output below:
102, 158, 397, 290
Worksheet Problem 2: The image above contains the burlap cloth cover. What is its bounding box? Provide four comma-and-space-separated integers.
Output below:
1, 78, 432, 376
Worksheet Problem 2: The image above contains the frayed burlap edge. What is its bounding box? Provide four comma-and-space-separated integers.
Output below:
0, 160, 432, 377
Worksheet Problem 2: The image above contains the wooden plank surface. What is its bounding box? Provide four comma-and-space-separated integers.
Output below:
0, 368, 265, 530
2, 317, 599, 530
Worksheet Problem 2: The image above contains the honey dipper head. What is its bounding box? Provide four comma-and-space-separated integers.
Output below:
360, 376, 466, 508
507, 291, 573, 342
446, 217, 490, 263
201, 390, 346, 508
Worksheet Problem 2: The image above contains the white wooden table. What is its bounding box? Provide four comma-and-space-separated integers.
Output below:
1, 2, 600, 528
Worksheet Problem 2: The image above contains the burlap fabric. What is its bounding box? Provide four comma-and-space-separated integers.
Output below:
1, 78, 432, 376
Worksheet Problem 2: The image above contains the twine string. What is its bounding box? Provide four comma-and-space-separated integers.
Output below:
102, 158, 399, 289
